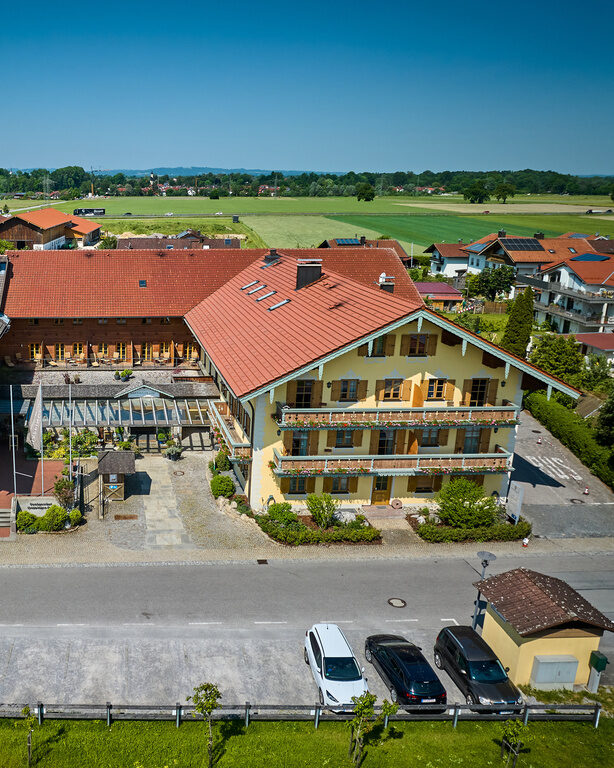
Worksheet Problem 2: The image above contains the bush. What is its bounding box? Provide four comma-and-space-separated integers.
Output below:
418, 518, 531, 543
215, 451, 231, 472
306, 493, 339, 529
267, 502, 300, 527
69, 509, 82, 527
208, 460, 219, 476
210, 475, 235, 498
257, 515, 381, 545
525, 392, 614, 490
53, 476, 74, 509
36, 504, 68, 532
436, 478, 497, 528
117, 441, 134, 451
16, 510, 37, 531
232, 494, 252, 515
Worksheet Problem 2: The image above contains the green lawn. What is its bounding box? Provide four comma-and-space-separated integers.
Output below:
246, 214, 385, 248
1, 718, 610, 767
100, 218, 267, 248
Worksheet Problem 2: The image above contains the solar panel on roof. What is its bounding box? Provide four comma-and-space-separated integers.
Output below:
467, 242, 488, 253
570, 253, 609, 262
500, 238, 545, 252
336, 238, 360, 246
568, 233, 589, 238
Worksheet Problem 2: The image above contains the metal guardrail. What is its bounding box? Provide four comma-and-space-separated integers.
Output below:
0, 701, 602, 729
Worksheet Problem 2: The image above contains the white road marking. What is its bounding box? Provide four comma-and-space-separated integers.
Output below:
550, 457, 582, 481
123, 623, 157, 626
385, 619, 419, 623
253, 621, 287, 625
57, 623, 87, 627
189, 621, 223, 625
441, 618, 459, 625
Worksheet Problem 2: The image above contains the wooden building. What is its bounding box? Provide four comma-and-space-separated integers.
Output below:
0, 208, 101, 250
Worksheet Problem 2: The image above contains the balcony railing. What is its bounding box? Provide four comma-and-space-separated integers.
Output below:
270, 447, 512, 476
208, 401, 252, 460
541, 304, 608, 324
274, 403, 519, 430
518, 274, 614, 303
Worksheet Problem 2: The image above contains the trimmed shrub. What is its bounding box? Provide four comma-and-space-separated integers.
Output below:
16, 510, 37, 531
267, 502, 300, 527
210, 475, 235, 498
37, 504, 68, 532
418, 518, 531, 543
257, 515, 381, 545
69, 509, 82, 527
436, 478, 497, 528
524, 392, 614, 490
215, 451, 231, 472
306, 493, 339, 529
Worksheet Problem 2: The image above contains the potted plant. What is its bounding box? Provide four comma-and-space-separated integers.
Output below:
114, 371, 120, 379
120, 369, 132, 381
157, 430, 169, 444
164, 445, 182, 461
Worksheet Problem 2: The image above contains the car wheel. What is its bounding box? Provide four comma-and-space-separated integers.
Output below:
318, 689, 324, 706
390, 688, 398, 704
304, 648, 309, 665
466, 694, 475, 706
434, 652, 443, 669
365, 647, 373, 663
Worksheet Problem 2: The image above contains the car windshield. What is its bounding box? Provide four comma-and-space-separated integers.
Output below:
324, 657, 362, 682
468, 659, 508, 684
410, 679, 443, 695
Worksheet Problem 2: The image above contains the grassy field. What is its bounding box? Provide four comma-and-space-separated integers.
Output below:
246, 214, 385, 248
0, 718, 610, 767
100, 217, 267, 248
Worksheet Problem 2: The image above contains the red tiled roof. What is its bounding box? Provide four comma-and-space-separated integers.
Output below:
69, 215, 101, 235
2, 249, 263, 318
565, 333, 614, 351
474, 568, 614, 636
186, 253, 422, 398
425, 243, 468, 259
541, 254, 614, 287
15, 208, 73, 230
413, 282, 462, 297
322, 238, 410, 264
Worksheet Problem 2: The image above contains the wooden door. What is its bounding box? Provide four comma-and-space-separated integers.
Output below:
371, 476, 391, 504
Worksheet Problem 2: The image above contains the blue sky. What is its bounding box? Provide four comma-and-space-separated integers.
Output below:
3, 0, 612, 174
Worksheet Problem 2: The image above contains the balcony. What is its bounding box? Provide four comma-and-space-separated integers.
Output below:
274, 403, 519, 430
207, 400, 252, 460
541, 304, 610, 326
270, 447, 512, 477
518, 274, 614, 304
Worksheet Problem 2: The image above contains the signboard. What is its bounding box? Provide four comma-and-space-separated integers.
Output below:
73, 208, 105, 216
108, 485, 119, 490
506, 481, 524, 525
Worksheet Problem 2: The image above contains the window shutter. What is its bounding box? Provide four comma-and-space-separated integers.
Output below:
369, 430, 380, 454
384, 334, 396, 356
395, 430, 406, 454
305, 477, 316, 493
283, 431, 293, 453
427, 335, 438, 356
401, 379, 413, 401
478, 428, 491, 454
439, 428, 449, 446
352, 430, 363, 447
408, 431, 419, 454
311, 380, 323, 407
327, 430, 337, 447
433, 476, 443, 491
357, 343, 368, 356
308, 431, 319, 455
348, 477, 358, 493
357, 380, 368, 400
420, 379, 430, 399
445, 380, 456, 403
286, 381, 297, 407
323, 477, 333, 493
412, 382, 424, 407
455, 428, 465, 454
400, 335, 410, 355
330, 381, 341, 401
280, 477, 290, 494
462, 379, 472, 406
375, 380, 385, 401
487, 379, 499, 406
407, 476, 417, 493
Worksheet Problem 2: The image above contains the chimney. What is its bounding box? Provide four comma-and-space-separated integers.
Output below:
360, 235, 366, 245
378, 272, 395, 293
296, 258, 322, 290
534, 232, 545, 240
264, 248, 279, 263
498, 230, 506, 238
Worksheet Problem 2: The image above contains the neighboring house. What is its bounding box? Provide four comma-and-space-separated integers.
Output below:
425, 242, 472, 277
0, 246, 578, 510
565, 333, 614, 368
0, 208, 101, 249
476, 568, 614, 688
117, 234, 241, 250
319, 237, 411, 266
518, 252, 614, 334
413, 282, 463, 311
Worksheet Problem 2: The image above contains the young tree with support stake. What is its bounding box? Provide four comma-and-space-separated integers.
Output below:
347, 692, 398, 767
14, 706, 37, 767
188, 682, 222, 768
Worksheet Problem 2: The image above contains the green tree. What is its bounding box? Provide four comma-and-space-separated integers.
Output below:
462, 181, 490, 204
347, 693, 398, 767
188, 682, 222, 768
436, 478, 498, 528
581, 354, 613, 393
2, 203, 9, 214
595, 391, 614, 447
98, 235, 117, 249
356, 182, 375, 201
306, 492, 339, 528
493, 182, 516, 203
14, 706, 37, 767
473, 266, 515, 301
500, 287, 533, 357
529, 334, 584, 386
53, 476, 74, 509
0, 239, 14, 254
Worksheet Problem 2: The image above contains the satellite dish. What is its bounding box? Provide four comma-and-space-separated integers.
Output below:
477, 551, 497, 563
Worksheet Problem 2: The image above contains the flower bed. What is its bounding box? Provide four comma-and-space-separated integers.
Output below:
257, 516, 381, 545
414, 518, 531, 543
419, 466, 507, 475
273, 417, 518, 430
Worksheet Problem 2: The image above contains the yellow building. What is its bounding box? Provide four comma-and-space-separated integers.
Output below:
184, 249, 579, 511
477, 568, 614, 688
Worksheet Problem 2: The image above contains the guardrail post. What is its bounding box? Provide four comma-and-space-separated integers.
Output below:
176, 702, 182, 728
106, 702, 112, 727
522, 705, 529, 726
314, 703, 320, 729
593, 703, 602, 729
37, 702, 44, 726
452, 703, 459, 728
244, 701, 250, 729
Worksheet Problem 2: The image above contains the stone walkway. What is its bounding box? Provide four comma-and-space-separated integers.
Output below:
140, 458, 193, 549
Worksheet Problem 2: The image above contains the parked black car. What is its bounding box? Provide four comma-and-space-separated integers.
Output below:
434, 626, 523, 713
365, 635, 446, 710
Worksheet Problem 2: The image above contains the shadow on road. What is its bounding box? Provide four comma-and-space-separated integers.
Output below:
512, 454, 563, 488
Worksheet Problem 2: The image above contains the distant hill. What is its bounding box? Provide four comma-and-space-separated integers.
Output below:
94, 166, 334, 177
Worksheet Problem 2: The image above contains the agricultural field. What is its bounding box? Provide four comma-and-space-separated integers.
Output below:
245, 214, 384, 248
100, 218, 267, 248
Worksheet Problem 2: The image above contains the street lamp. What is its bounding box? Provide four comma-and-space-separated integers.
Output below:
471, 551, 497, 630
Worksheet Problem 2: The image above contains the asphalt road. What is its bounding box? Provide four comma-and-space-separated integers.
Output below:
0, 552, 611, 705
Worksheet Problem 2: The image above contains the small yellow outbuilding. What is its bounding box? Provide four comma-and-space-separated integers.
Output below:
475, 568, 613, 688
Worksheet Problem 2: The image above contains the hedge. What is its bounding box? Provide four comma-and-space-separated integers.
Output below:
524, 392, 614, 490
418, 518, 531, 543
210, 475, 235, 498
257, 516, 381, 546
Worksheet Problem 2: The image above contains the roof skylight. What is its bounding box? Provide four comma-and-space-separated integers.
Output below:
256, 290, 277, 302
247, 284, 267, 294
241, 280, 258, 290
267, 299, 290, 311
